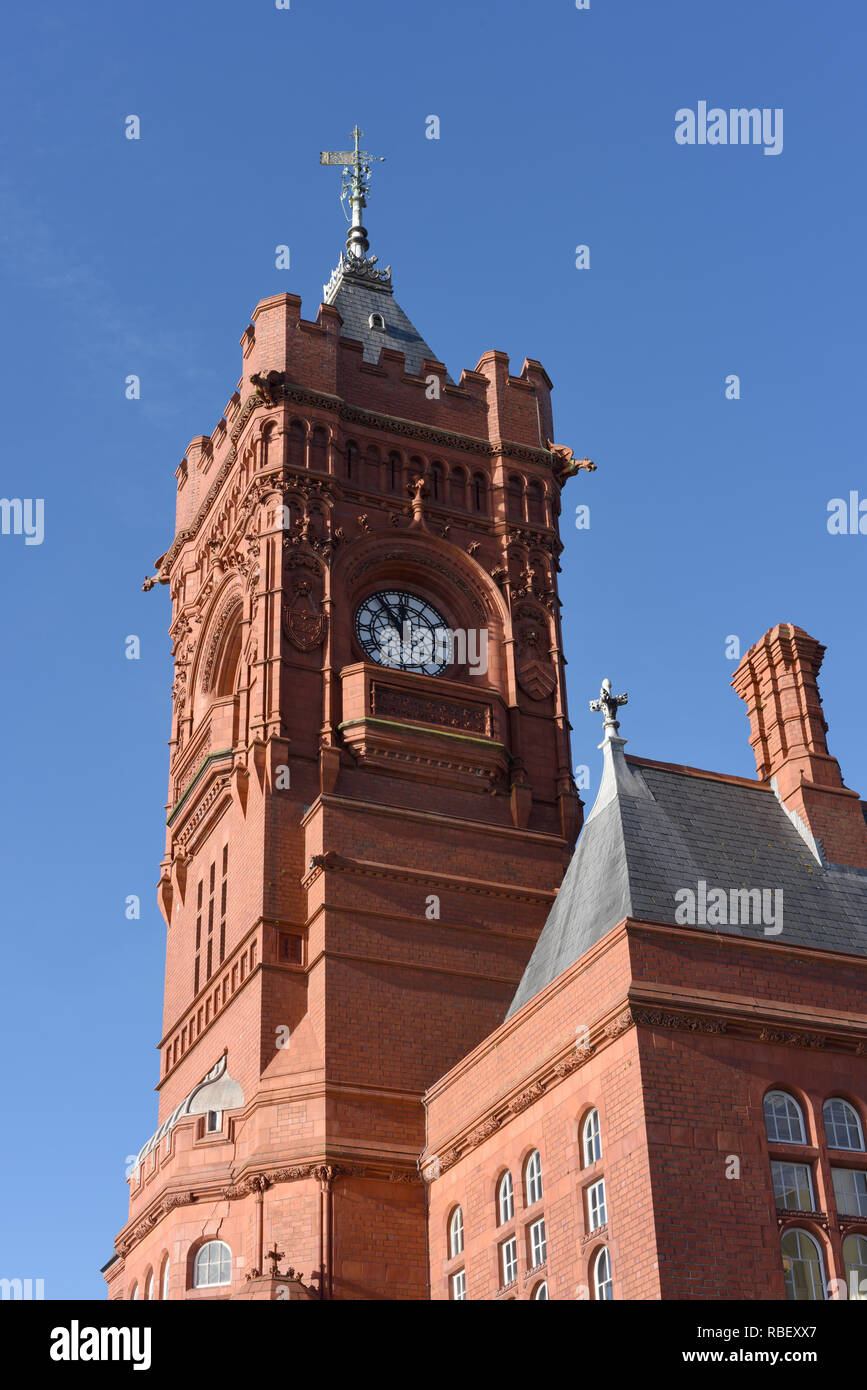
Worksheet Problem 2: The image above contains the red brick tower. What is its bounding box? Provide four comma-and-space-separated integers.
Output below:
104, 132, 589, 1301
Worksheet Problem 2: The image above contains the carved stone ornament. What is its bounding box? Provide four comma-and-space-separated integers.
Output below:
508, 1081, 546, 1115
604, 1008, 635, 1040
759, 1027, 826, 1050
513, 609, 556, 700
282, 569, 327, 652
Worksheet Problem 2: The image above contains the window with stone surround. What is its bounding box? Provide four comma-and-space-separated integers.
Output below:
193, 1240, 232, 1289
450, 1268, 466, 1301
583, 1108, 602, 1166
772, 1160, 815, 1212
529, 1216, 547, 1270
499, 1235, 518, 1288
587, 1178, 607, 1232
497, 1170, 514, 1225
764, 1090, 806, 1145
781, 1228, 826, 1301
524, 1150, 543, 1207
824, 1098, 865, 1151
832, 1167, 867, 1217
593, 1246, 613, 1300
448, 1206, 464, 1259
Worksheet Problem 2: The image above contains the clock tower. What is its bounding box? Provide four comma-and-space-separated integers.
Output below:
107, 132, 591, 1302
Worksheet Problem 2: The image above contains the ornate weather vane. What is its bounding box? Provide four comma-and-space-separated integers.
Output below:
589, 678, 628, 733
320, 125, 386, 261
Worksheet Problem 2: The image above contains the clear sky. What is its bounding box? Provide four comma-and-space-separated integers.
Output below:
0, 0, 864, 1298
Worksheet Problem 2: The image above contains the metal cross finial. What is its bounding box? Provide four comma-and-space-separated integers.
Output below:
265, 1244, 284, 1278
589, 677, 628, 729
320, 125, 386, 260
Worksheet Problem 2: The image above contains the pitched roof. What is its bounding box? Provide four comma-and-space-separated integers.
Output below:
506, 740, 867, 1018
324, 255, 448, 380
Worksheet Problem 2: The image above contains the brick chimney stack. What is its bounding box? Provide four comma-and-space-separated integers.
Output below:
733, 623, 867, 869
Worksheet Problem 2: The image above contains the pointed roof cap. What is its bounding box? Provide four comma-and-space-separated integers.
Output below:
319, 125, 447, 377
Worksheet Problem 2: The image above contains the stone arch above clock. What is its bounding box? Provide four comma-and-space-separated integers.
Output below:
334, 531, 508, 692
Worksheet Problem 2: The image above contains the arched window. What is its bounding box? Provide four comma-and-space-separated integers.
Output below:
583, 1109, 602, 1166
472, 472, 488, 514
448, 1206, 464, 1259
369, 311, 385, 330
388, 451, 402, 493
161, 1257, 170, 1301
193, 1240, 232, 1289
781, 1229, 825, 1301
525, 1149, 543, 1206
507, 474, 524, 521
593, 1247, 613, 1300
450, 466, 467, 509
145, 1269, 154, 1301
365, 443, 381, 488
430, 461, 444, 502
532, 1280, 549, 1300
311, 425, 328, 472
288, 419, 306, 467
843, 1234, 867, 1301
497, 1170, 514, 1225
764, 1091, 806, 1145
527, 480, 546, 525
345, 440, 359, 481
824, 1098, 865, 1151
131, 1284, 139, 1301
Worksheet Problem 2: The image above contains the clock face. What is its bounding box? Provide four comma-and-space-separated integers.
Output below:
355, 590, 450, 676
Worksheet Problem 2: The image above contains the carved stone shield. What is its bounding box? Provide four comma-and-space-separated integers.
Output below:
283, 607, 327, 652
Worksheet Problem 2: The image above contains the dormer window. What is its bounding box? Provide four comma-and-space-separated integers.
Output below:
369, 312, 386, 331
206, 1110, 222, 1133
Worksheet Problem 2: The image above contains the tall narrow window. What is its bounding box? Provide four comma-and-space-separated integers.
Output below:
194, 878, 203, 996
525, 1150, 543, 1206
507, 475, 523, 521
583, 1109, 602, 1166
206, 859, 216, 981
593, 1247, 613, 1300
499, 1235, 518, 1287
346, 441, 359, 481
219, 845, 228, 965
533, 1281, 549, 1300
529, 1217, 547, 1269
781, 1229, 826, 1301
430, 462, 444, 501
451, 1269, 466, 1301
161, 1257, 170, 1301
388, 452, 401, 493
497, 1171, 514, 1225
587, 1178, 607, 1231
764, 1091, 806, 1145
448, 1206, 464, 1259
472, 472, 487, 513
824, 1099, 865, 1151
527, 480, 546, 525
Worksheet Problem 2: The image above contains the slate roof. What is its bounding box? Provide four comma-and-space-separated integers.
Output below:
326, 263, 449, 380
507, 749, 867, 1018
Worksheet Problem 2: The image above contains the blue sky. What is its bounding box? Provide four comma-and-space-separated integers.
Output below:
0, 0, 864, 1298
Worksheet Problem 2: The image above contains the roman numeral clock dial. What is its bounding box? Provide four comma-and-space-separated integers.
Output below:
354, 590, 450, 676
